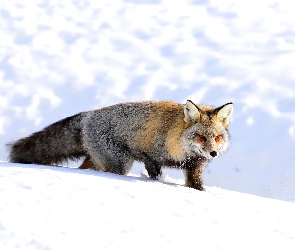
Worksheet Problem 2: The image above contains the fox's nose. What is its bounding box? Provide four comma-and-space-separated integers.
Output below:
210, 151, 218, 157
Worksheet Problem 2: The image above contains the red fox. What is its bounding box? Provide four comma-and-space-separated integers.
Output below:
7, 100, 233, 190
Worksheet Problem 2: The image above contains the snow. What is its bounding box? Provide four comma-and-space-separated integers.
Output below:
1, 161, 295, 250
1, 0, 295, 202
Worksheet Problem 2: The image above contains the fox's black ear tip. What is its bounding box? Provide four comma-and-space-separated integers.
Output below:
185, 100, 199, 108
226, 102, 234, 105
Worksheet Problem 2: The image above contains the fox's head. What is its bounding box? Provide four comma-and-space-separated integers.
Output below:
181, 100, 234, 160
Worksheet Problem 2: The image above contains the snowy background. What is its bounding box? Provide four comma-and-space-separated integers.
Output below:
1, 162, 295, 250
1, 0, 295, 201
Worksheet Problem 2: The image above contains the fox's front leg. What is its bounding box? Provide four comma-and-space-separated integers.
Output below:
143, 154, 162, 180
145, 161, 162, 180
183, 159, 208, 191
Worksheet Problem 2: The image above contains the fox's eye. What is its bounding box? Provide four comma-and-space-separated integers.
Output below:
196, 134, 207, 142
215, 135, 223, 143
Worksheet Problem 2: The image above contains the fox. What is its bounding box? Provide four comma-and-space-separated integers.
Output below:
7, 100, 233, 191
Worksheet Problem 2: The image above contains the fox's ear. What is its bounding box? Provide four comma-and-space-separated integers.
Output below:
184, 100, 201, 123
216, 102, 234, 127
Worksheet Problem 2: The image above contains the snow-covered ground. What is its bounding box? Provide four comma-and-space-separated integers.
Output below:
1, 161, 295, 250
1, 0, 295, 201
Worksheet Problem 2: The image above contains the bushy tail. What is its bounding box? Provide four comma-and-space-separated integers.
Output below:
7, 113, 86, 165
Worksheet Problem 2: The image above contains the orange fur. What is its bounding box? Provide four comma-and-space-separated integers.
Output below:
133, 112, 161, 151
166, 116, 186, 160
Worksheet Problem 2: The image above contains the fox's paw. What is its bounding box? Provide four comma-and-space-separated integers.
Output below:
139, 170, 162, 181
146, 168, 163, 181
186, 181, 205, 191
149, 172, 163, 180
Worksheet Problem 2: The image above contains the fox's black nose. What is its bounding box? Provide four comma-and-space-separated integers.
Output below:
210, 151, 218, 157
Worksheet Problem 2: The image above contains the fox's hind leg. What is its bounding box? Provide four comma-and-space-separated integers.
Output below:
107, 155, 134, 175
82, 126, 134, 175
79, 154, 113, 172
79, 156, 95, 170
86, 146, 134, 175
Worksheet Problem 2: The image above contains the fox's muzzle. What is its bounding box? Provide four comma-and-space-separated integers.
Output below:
210, 151, 218, 157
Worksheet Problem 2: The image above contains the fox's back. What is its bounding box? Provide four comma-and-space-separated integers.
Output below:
81, 101, 186, 161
